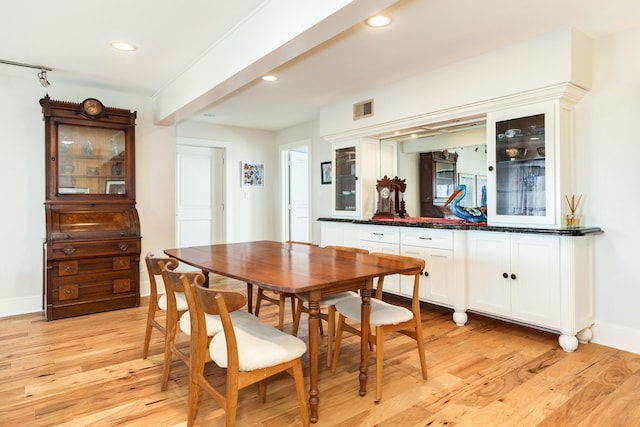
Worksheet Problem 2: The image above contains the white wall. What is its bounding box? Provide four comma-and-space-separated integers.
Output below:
176, 121, 279, 243
579, 26, 640, 353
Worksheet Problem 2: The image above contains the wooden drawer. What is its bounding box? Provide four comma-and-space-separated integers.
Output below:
401, 228, 453, 250
358, 225, 400, 244
51, 256, 135, 278
50, 273, 137, 303
58, 260, 78, 276
47, 238, 140, 260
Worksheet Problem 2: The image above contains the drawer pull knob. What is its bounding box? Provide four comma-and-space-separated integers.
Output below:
119, 243, 129, 251
511, 274, 517, 280
502, 272, 508, 279
63, 247, 76, 255
119, 260, 125, 267
423, 271, 429, 277
65, 265, 72, 272
65, 289, 72, 295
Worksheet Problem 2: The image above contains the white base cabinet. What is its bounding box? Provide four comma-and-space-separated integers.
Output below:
319, 220, 596, 352
358, 225, 401, 293
400, 228, 454, 307
466, 231, 561, 329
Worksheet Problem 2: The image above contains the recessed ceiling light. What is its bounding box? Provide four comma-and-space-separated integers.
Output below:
366, 15, 391, 27
111, 41, 137, 51
262, 75, 278, 81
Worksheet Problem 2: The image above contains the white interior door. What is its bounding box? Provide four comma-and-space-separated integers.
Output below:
287, 149, 309, 242
176, 145, 224, 247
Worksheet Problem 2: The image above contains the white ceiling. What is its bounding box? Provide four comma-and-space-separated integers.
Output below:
2, 0, 640, 131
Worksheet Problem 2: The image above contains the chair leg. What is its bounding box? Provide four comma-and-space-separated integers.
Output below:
326, 305, 336, 368
225, 382, 239, 427
292, 298, 304, 336
290, 361, 310, 427
255, 288, 264, 317
414, 321, 428, 380
331, 314, 346, 373
246, 283, 254, 314
375, 325, 384, 402
289, 295, 296, 326
278, 294, 286, 330
160, 315, 177, 391
187, 369, 203, 427
257, 380, 267, 403
142, 301, 157, 359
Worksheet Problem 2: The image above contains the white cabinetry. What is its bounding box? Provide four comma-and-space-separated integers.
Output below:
400, 228, 454, 307
331, 138, 379, 219
358, 225, 400, 293
467, 230, 560, 327
319, 220, 359, 248
486, 90, 584, 229
319, 220, 596, 352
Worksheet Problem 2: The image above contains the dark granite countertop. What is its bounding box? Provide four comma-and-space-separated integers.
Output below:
317, 217, 603, 236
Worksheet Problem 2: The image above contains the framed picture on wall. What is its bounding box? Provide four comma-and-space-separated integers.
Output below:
321, 161, 332, 184
476, 175, 487, 207
241, 161, 265, 187
458, 173, 475, 207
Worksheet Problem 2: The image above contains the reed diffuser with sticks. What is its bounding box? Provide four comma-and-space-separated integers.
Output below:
565, 193, 582, 228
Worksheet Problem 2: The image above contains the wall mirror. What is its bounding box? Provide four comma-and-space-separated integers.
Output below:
380, 122, 487, 217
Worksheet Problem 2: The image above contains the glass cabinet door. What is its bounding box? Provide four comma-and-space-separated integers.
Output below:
487, 103, 555, 226
334, 146, 357, 212
434, 161, 456, 202
57, 124, 127, 195
495, 113, 545, 216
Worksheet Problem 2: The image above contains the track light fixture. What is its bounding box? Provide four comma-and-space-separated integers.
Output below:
38, 69, 50, 87
0, 59, 52, 87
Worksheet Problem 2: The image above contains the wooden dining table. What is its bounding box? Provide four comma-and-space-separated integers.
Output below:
165, 240, 419, 423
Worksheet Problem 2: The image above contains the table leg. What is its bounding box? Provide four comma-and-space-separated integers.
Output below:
359, 280, 373, 396
307, 292, 320, 423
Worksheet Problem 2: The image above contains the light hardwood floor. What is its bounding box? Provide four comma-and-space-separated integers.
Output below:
2, 276, 640, 426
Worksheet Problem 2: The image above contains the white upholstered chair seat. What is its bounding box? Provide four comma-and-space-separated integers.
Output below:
210, 318, 307, 371
335, 295, 413, 326
179, 309, 257, 337
158, 291, 188, 312
297, 290, 358, 307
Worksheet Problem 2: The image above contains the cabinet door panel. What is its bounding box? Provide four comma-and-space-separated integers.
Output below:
467, 232, 511, 317
510, 236, 560, 328
360, 241, 400, 293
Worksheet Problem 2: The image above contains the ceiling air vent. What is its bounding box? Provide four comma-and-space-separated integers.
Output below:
353, 99, 374, 120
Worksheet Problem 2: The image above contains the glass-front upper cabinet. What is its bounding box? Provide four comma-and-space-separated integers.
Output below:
41, 96, 136, 202
334, 145, 357, 212
487, 102, 556, 227
331, 138, 379, 219
57, 124, 127, 195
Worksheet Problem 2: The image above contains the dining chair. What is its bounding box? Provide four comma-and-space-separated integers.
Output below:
179, 270, 310, 427
158, 269, 259, 392
331, 252, 428, 402
292, 245, 368, 367
142, 252, 181, 359
252, 240, 317, 330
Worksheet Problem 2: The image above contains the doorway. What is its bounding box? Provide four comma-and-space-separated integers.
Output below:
175, 143, 226, 247
282, 142, 310, 242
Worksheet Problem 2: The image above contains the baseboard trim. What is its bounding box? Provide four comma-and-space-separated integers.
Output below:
592, 321, 640, 355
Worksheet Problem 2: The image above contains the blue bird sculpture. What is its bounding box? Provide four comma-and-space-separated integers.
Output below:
444, 184, 487, 223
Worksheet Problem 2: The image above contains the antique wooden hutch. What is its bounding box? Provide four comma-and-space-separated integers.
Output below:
41, 96, 141, 320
